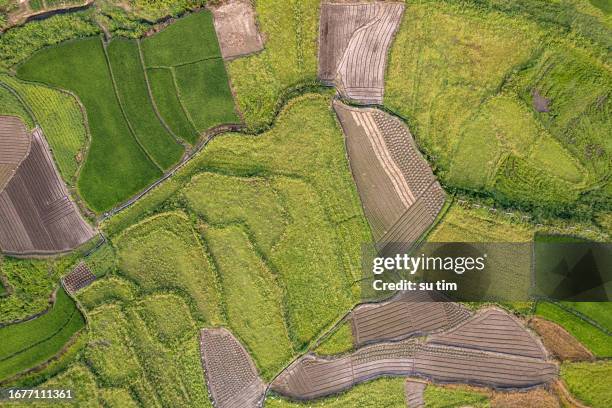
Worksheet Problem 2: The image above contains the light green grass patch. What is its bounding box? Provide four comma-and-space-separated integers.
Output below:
107, 38, 184, 170
227, 0, 320, 129
0, 84, 34, 128
115, 212, 222, 325
424, 384, 490, 408
99, 388, 140, 408
266, 378, 406, 407
204, 225, 293, 379
530, 136, 586, 184
147, 67, 198, 144
85, 304, 140, 386
561, 302, 612, 332
24, 364, 99, 408
77, 276, 136, 311
0, 74, 86, 184
136, 294, 195, 346
535, 302, 612, 357
17, 37, 161, 212
141, 11, 220, 67
173, 59, 239, 131
314, 321, 354, 356
562, 361, 612, 408
184, 172, 287, 256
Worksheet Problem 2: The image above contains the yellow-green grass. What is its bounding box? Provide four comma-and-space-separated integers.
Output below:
424, 384, 490, 408
529, 136, 586, 184
147, 67, 198, 144
0, 74, 87, 184
85, 243, 116, 278
141, 11, 220, 67
85, 305, 140, 386
0, 257, 64, 324
314, 321, 354, 356
0, 287, 85, 381
204, 225, 293, 379
266, 378, 406, 407
134, 293, 195, 347
16, 37, 161, 213
510, 43, 611, 182
173, 59, 239, 131
386, 3, 542, 176
535, 302, 612, 357
562, 361, 612, 408
183, 173, 287, 256
77, 276, 136, 311
227, 0, 320, 129
99, 388, 140, 408
0, 83, 34, 128
107, 38, 184, 170
114, 212, 222, 325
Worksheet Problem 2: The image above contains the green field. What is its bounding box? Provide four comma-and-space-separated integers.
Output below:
0, 84, 34, 129
227, 0, 320, 130
107, 38, 184, 170
141, 11, 220, 67
0, 74, 88, 184
535, 302, 612, 357
424, 385, 490, 408
173, 59, 239, 131
0, 287, 85, 380
314, 321, 354, 356
147, 67, 198, 144
562, 361, 612, 408
17, 37, 161, 213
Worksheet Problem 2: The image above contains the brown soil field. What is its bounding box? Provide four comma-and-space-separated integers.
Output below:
209, 0, 264, 60
428, 308, 548, 360
333, 101, 445, 248
350, 290, 472, 346
199, 328, 266, 408
0, 126, 95, 255
529, 317, 594, 362
271, 339, 558, 400
0, 116, 31, 192
63, 262, 96, 294
405, 379, 426, 408
319, 2, 405, 104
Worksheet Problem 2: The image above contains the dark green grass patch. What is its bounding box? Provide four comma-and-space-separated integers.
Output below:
147, 67, 198, 144
0, 287, 85, 380
141, 11, 220, 67
561, 302, 612, 333
535, 301, 612, 357
17, 37, 161, 212
174, 59, 239, 131
107, 38, 184, 170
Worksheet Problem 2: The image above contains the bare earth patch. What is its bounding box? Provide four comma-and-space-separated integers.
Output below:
63, 262, 96, 294
209, 0, 264, 60
491, 387, 560, 408
529, 317, 594, 362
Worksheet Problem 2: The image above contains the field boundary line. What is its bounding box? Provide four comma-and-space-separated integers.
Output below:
136, 39, 187, 149
101, 37, 165, 172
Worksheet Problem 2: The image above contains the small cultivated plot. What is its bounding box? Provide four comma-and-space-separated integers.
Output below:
535, 302, 612, 357
115, 212, 222, 325
266, 378, 406, 408
0, 74, 87, 184
562, 361, 612, 408
0, 84, 34, 128
314, 321, 354, 356
173, 59, 239, 132
0, 287, 85, 380
141, 11, 221, 67
423, 385, 490, 408
135, 293, 195, 347
107, 38, 184, 170
184, 172, 287, 255
203, 225, 293, 379
227, 0, 320, 129
85, 305, 140, 386
17, 37, 161, 213
77, 276, 136, 311
147, 68, 198, 144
